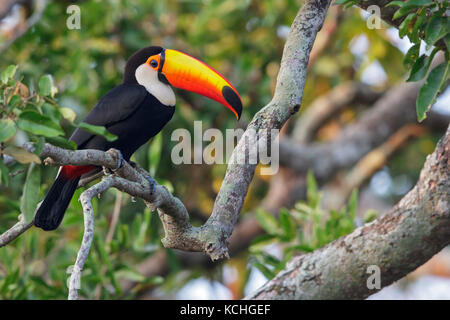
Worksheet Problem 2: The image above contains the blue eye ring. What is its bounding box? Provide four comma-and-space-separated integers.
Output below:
150, 60, 158, 68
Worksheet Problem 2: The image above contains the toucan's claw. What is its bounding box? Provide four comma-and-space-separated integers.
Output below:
112, 150, 124, 172
129, 161, 138, 169
144, 175, 156, 194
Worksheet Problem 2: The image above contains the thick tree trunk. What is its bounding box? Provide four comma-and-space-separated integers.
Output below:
247, 126, 450, 300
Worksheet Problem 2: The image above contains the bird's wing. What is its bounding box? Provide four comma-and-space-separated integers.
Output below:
70, 84, 148, 148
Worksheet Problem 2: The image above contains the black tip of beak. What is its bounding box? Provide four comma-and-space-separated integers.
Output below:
222, 86, 242, 120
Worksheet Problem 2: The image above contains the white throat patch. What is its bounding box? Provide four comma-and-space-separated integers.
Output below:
135, 64, 176, 106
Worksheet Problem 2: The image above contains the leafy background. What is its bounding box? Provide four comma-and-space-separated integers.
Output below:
0, 0, 448, 299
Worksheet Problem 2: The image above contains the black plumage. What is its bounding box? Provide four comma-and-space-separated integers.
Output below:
70, 83, 174, 160
35, 46, 174, 231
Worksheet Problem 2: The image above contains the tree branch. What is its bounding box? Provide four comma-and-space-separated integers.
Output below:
0, 214, 33, 248
68, 177, 114, 300
246, 125, 450, 299
40, 144, 229, 259
1, 1, 334, 298
204, 0, 332, 260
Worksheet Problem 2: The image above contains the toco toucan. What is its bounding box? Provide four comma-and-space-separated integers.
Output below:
34, 46, 242, 231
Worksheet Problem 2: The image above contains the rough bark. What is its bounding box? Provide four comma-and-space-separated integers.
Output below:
246, 125, 450, 300
39, 144, 233, 260
189, 0, 332, 259
120, 81, 448, 295
1, 0, 333, 298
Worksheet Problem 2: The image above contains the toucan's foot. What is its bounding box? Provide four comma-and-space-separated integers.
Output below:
112, 150, 124, 172
129, 161, 138, 169
144, 175, 156, 194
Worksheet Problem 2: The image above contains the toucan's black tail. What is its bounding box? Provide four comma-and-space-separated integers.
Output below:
34, 174, 80, 231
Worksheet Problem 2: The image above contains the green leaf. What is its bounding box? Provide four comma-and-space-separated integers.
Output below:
364, 209, 378, 223
115, 269, 146, 282
33, 136, 46, 155
392, 0, 433, 20
16, 111, 65, 137
21, 163, 41, 222
445, 34, 450, 52
0, 160, 9, 186
333, 0, 352, 5
78, 122, 118, 142
8, 95, 22, 111
347, 189, 358, 221
143, 276, 164, 285
59, 107, 76, 122
425, 16, 449, 48
306, 170, 319, 207
256, 208, 280, 235
148, 133, 162, 176
333, 0, 359, 7
410, 13, 427, 43
0, 119, 17, 142
391, 0, 435, 16
279, 209, 296, 241
403, 0, 434, 7
38, 75, 57, 97
251, 261, 275, 279
257, 252, 282, 268
41, 103, 62, 124
343, 0, 358, 8
45, 136, 77, 150
407, 49, 438, 82
386, 1, 405, 8
399, 13, 416, 39
416, 61, 449, 122
393, 6, 414, 20
250, 234, 277, 247
1, 65, 17, 84
403, 43, 420, 69
3, 146, 41, 164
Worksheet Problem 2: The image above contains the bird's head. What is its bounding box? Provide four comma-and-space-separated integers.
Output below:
124, 46, 242, 120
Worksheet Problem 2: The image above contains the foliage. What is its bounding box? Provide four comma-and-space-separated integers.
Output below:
388, 0, 449, 121
0, 0, 442, 299
337, 0, 450, 121
0, 68, 165, 299
0, 65, 114, 222
250, 172, 377, 280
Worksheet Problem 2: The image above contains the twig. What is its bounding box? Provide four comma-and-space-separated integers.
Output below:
68, 177, 114, 300
3, 0, 336, 298
0, 214, 33, 247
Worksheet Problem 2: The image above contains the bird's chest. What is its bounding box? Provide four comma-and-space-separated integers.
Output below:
131, 100, 175, 138
107, 95, 175, 158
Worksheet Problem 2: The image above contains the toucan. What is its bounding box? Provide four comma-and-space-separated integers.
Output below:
34, 46, 242, 231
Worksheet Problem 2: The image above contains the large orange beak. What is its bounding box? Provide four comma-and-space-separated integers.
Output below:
148, 49, 242, 120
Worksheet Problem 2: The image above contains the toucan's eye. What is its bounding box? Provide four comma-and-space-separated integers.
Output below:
150, 60, 158, 68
